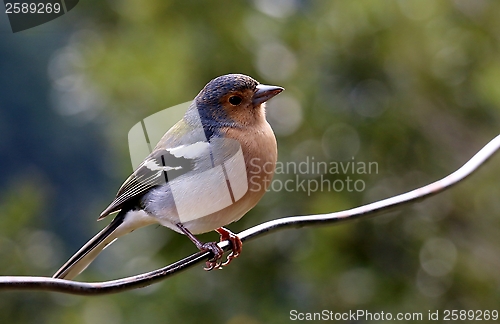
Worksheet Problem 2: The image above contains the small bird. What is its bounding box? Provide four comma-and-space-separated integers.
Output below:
53, 74, 283, 280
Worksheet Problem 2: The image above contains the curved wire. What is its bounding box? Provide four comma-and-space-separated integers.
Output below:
1, 135, 499, 295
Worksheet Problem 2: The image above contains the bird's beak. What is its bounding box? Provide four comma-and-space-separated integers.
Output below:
253, 84, 284, 106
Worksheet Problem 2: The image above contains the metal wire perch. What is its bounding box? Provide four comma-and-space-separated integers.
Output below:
1, 135, 499, 295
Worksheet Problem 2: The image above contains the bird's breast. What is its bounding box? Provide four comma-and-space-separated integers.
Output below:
224, 121, 277, 195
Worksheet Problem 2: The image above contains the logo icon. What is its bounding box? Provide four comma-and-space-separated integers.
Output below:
128, 102, 248, 223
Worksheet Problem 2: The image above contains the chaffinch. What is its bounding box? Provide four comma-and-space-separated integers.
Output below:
53, 74, 283, 280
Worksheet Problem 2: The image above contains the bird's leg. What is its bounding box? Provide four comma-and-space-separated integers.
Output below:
215, 227, 242, 267
176, 223, 224, 270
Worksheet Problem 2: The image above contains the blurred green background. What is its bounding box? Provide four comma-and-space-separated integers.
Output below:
1, 0, 500, 323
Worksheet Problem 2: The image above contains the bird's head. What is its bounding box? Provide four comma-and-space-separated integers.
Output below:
193, 74, 283, 130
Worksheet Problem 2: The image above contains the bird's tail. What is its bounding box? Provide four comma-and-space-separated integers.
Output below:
53, 212, 127, 280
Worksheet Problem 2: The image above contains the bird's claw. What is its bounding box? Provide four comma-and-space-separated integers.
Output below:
202, 228, 243, 271
216, 227, 242, 268
201, 242, 224, 271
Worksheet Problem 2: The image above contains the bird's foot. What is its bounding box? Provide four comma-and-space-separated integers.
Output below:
200, 242, 224, 271
175, 223, 242, 271
216, 227, 242, 267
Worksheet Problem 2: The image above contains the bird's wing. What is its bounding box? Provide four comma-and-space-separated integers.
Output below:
99, 118, 213, 219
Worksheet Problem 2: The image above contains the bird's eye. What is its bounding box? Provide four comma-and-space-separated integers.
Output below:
228, 95, 243, 106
